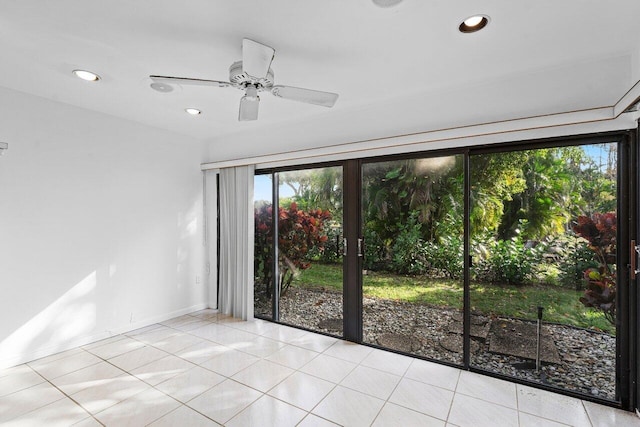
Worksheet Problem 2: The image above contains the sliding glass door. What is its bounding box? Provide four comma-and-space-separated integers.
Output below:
254, 166, 344, 336
360, 155, 465, 365
469, 142, 620, 401
253, 133, 631, 406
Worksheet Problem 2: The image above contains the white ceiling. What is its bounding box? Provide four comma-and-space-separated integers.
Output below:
0, 1, 639, 160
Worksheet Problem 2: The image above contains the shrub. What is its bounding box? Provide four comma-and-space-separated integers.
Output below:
254, 202, 332, 297
573, 212, 617, 324
555, 235, 599, 290
390, 214, 427, 275
473, 234, 542, 286
421, 234, 463, 279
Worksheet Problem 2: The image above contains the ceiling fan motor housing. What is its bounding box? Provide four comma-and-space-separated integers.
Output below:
229, 61, 274, 90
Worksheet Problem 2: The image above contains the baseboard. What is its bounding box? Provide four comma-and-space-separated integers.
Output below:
0, 302, 209, 370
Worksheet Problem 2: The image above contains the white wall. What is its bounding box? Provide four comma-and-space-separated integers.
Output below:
0, 87, 207, 368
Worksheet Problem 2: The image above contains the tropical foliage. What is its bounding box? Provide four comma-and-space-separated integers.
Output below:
254, 143, 619, 327
254, 202, 332, 297
573, 213, 617, 324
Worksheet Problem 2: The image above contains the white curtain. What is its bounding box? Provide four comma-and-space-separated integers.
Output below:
218, 165, 255, 320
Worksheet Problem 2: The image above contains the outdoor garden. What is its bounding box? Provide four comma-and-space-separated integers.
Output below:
254, 143, 619, 400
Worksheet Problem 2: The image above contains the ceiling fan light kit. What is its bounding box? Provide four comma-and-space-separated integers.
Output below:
149, 38, 339, 121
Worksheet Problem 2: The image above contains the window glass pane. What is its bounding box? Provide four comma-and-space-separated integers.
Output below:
254, 173, 274, 319
469, 143, 618, 401
275, 167, 343, 336
361, 155, 464, 365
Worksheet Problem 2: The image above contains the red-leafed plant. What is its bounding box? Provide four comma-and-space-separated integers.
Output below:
255, 202, 331, 297
573, 212, 616, 325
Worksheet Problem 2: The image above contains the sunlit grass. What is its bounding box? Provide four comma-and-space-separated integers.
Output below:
293, 263, 614, 334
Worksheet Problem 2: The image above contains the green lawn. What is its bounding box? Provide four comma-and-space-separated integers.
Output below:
293, 262, 614, 334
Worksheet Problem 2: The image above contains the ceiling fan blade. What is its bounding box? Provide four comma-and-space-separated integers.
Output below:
242, 39, 275, 79
239, 95, 259, 121
150, 75, 231, 88
271, 85, 339, 107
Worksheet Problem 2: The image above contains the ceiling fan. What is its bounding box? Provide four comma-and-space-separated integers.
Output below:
149, 39, 339, 121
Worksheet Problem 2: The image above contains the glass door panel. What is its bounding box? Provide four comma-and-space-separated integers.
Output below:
254, 173, 274, 319
361, 155, 464, 364
469, 144, 618, 400
277, 167, 344, 336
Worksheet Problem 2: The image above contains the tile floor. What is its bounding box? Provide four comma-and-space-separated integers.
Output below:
0, 309, 638, 426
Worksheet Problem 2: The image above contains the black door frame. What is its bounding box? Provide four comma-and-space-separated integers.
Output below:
253, 130, 637, 411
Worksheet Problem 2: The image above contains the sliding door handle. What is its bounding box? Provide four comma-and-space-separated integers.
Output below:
357, 238, 364, 257
343, 238, 348, 257
632, 240, 639, 280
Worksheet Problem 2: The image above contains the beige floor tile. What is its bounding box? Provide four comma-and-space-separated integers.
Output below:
27, 348, 83, 366
227, 395, 307, 427
155, 366, 225, 403
51, 361, 124, 395
151, 332, 206, 354
340, 365, 401, 400
517, 384, 591, 426
260, 324, 309, 342
175, 340, 232, 365
312, 385, 384, 427
389, 378, 454, 421
187, 379, 262, 424
455, 370, 517, 409
227, 319, 278, 335
231, 359, 294, 392
518, 412, 570, 427
297, 414, 341, 427
0, 365, 45, 398
0, 382, 65, 423
84, 336, 145, 360
299, 353, 357, 384
132, 328, 182, 348
404, 358, 461, 391
82, 335, 126, 351
124, 323, 164, 337
188, 323, 234, 342
212, 328, 259, 347
582, 400, 640, 427
71, 374, 150, 414
447, 393, 518, 427
28, 350, 102, 380
268, 371, 335, 411
160, 315, 200, 328
372, 402, 446, 427
71, 416, 103, 426
323, 340, 373, 364
108, 345, 167, 372
231, 335, 287, 358
149, 405, 221, 426
265, 345, 320, 369
288, 332, 338, 353
94, 387, 179, 426
361, 348, 413, 376
5, 397, 90, 427
200, 348, 259, 377
171, 318, 215, 332
129, 354, 194, 386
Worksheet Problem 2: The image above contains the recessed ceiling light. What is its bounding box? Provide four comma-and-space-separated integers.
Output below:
72, 69, 101, 82
459, 15, 490, 33
185, 108, 201, 116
